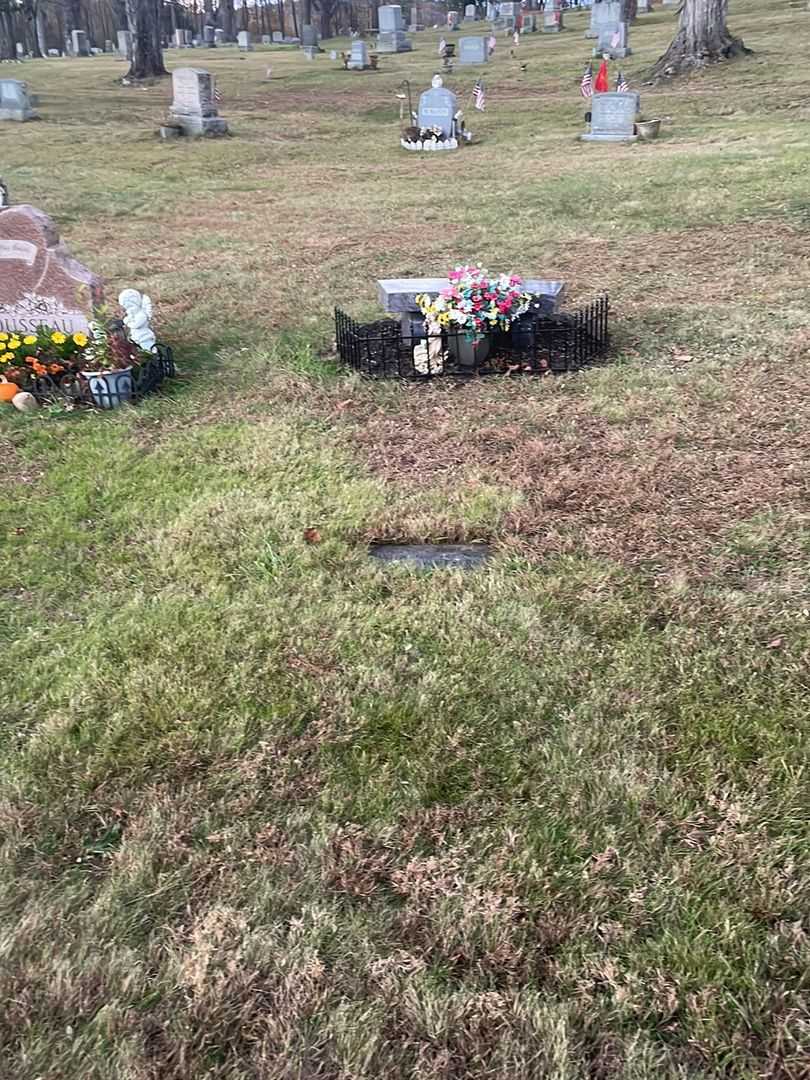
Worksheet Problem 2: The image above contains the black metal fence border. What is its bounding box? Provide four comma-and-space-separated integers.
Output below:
26, 343, 175, 409
334, 296, 609, 379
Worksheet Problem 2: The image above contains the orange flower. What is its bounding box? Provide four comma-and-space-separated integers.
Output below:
48, 363, 64, 375
32, 361, 47, 376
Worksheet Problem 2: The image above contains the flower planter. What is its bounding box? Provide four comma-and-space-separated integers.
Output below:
636, 119, 661, 141
448, 333, 491, 369
82, 367, 135, 409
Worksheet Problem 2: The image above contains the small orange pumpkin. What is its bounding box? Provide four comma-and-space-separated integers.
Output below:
0, 380, 19, 402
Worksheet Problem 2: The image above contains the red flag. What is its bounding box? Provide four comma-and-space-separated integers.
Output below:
594, 59, 609, 93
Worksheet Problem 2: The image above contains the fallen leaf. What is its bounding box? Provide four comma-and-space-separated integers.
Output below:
304, 527, 322, 545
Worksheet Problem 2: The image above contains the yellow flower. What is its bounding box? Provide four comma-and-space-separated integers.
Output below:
72, 332, 88, 347
23, 335, 37, 345
51, 332, 67, 345
0, 333, 7, 341
1, 352, 13, 362
8, 338, 20, 350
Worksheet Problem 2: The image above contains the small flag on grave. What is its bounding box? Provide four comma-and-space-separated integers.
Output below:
214, 85, 223, 103
580, 62, 593, 99
616, 70, 629, 93
473, 78, 486, 111
513, 30, 520, 45
594, 59, 609, 92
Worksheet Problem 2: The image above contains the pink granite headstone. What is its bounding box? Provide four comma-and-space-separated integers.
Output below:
0, 205, 103, 335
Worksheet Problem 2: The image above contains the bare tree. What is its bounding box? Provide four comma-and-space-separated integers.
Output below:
125, 0, 167, 78
651, 0, 748, 77
620, 0, 637, 24
220, 0, 234, 38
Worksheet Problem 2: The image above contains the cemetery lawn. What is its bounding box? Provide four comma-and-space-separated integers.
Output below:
3, 2, 810, 1076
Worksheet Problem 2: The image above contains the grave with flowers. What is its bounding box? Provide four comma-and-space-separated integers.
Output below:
0, 198, 173, 410
400, 75, 472, 151
335, 265, 609, 378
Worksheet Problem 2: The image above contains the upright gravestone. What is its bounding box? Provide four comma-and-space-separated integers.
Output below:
586, 0, 620, 39
0, 204, 103, 335
168, 67, 228, 136
377, 5, 412, 51
104, 39, 113, 52
71, 29, 89, 56
261, 34, 271, 44
347, 40, 370, 68
214, 28, 226, 44
486, 0, 497, 18
594, 18, 631, 57
174, 28, 186, 48
581, 91, 637, 142
0, 80, 37, 122
203, 25, 216, 46
301, 24, 319, 47
272, 31, 283, 42
237, 30, 252, 51
464, 4, 478, 20
543, 8, 563, 31
637, 0, 651, 10
458, 35, 488, 63
417, 78, 458, 138
522, 14, 536, 32
447, 10, 460, 28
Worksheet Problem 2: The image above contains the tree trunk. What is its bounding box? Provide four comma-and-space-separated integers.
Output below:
36, 4, 47, 54
302, 0, 312, 26
221, 0, 235, 38
0, 8, 14, 59
651, 0, 749, 77
65, 0, 82, 32
621, 0, 637, 23
125, 0, 168, 78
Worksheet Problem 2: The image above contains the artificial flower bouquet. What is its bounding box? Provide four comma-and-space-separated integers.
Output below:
415, 265, 531, 342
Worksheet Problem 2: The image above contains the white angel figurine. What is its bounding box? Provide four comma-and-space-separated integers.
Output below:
118, 289, 156, 352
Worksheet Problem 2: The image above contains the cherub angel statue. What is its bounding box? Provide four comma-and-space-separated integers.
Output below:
118, 289, 156, 352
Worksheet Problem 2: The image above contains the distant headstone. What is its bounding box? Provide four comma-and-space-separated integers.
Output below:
347, 40, 370, 68
541, 0, 563, 31
261, 34, 271, 44
214, 28, 225, 44
464, 4, 478, 21
637, 0, 651, 10
458, 35, 488, 63
378, 4, 404, 31
168, 67, 228, 136
521, 14, 536, 32
204, 25, 216, 46
377, 4, 412, 50
0, 80, 36, 122
301, 23, 319, 46
237, 30, 252, 50
581, 91, 637, 142
272, 31, 283, 42
15, 42, 24, 58
586, 0, 620, 39
0, 204, 103, 335
486, 0, 497, 18
71, 29, 89, 56
47, 49, 60, 57
447, 10, 460, 27
104, 39, 113, 52
174, 29, 186, 48
594, 19, 631, 57
417, 79, 458, 137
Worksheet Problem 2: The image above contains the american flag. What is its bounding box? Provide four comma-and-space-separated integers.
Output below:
439, 37, 447, 55
616, 70, 629, 93
580, 63, 593, 99
473, 78, 486, 111
213, 84, 223, 104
